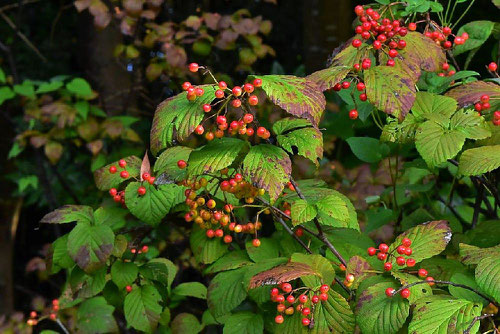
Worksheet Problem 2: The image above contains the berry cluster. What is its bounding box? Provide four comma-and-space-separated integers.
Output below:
271, 283, 331, 327
27, 299, 59, 326
419, 24, 468, 49
108, 158, 157, 204
184, 63, 270, 140
367, 237, 416, 271
438, 62, 456, 77
352, 5, 409, 66
109, 158, 130, 179
332, 80, 364, 120
385, 267, 435, 299
474, 94, 492, 114
493, 111, 500, 126
180, 173, 263, 246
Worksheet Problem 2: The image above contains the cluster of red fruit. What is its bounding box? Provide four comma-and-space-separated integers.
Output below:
271, 282, 331, 327
130, 245, 149, 255
108, 158, 157, 203
493, 111, 500, 126
352, 5, 408, 67
385, 266, 434, 299
27, 299, 59, 326
438, 62, 456, 77
333, 80, 366, 120
179, 174, 262, 246
418, 24, 468, 49
367, 237, 416, 271
108, 158, 130, 179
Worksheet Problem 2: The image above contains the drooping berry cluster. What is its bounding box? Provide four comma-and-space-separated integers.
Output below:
367, 237, 416, 272
27, 299, 59, 326
271, 283, 331, 327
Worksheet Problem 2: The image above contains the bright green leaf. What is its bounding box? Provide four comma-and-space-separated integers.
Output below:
173, 282, 207, 299
124, 285, 163, 333
207, 268, 247, 317
111, 261, 138, 289
458, 145, 500, 176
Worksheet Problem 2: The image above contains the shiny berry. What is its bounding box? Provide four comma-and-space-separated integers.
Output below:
311, 295, 319, 303
126, 285, 133, 293
298, 294, 308, 303
377, 252, 387, 261
232, 86, 242, 96
302, 318, 310, 326
232, 99, 242, 108
401, 289, 410, 298
301, 307, 311, 316
188, 63, 199, 72
281, 283, 293, 293
385, 287, 395, 297
202, 104, 211, 112
137, 186, 146, 196
177, 160, 187, 169
396, 257, 406, 266
426, 277, 435, 286
215, 89, 224, 98
384, 262, 393, 271
118, 159, 127, 168
275, 315, 284, 324
379, 243, 389, 252
489, 62, 498, 71
418, 269, 428, 278
352, 39, 362, 48
402, 238, 411, 247
368, 247, 377, 256
120, 170, 129, 179
109, 165, 117, 174
397, 245, 406, 254
406, 258, 416, 267
244, 83, 254, 93
252, 239, 261, 247
320, 284, 330, 293
349, 109, 358, 120
319, 293, 328, 301
253, 78, 263, 87
182, 82, 191, 90
248, 95, 259, 106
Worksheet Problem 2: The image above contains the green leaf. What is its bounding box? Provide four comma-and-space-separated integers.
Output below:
223, 312, 263, 334
187, 137, 249, 176
290, 253, 336, 288
154, 146, 193, 182
315, 194, 350, 227
408, 296, 482, 334
173, 282, 207, 299
391, 272, 433, 304
171, 313, 203, 334
306, 66, 350, 92
40, 205, 93, 224
346, 256, 376, 289
36, 80, 63, 94
66, 78, 93, 98
76, 297, 118, 334
112, 234, 128, 257
111, 261, 138, 289
124, 285, 163, 333
67, 222, 114, 273
204, 250, 252, 274
364, 65, 417, 120
460, 243, 500, 265
150, 84, 216, 155
450, 110, 491, 140
454, 21, 495, 56
207, 268, 247, 317
0, 68, 5, 83
412, 92, 457, 120
475, 255, 500, 303
356, 281, 410, 334
449, 272, 488, 305
252, 75, 326, 126
389, 221, 451, 267
446, 81, 500, 111
93, 156, 142, 191
69, 267, 107, 299
48, 234, 74, 273
0, 86, 15, 105
415, 120, 466, 167
190, 225, 228, 264
458, 145, 500, 176
242, 144, 291, 201
125, 182, 183, 226
140, 258, 177, 288
346, 137, 389, 163
311, 290, 355, 334
291, 199, 317, 225
13, 80, 35, 98
245, 238, 279, 262
277, 126, 323, 165
272, 117, 311, 135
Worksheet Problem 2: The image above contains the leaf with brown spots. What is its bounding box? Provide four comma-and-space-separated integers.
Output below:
365, 66, 417, 120
150, 84, 216, 155
307, 66, 350, 92
242, 144, 291, 201
67, 221, 114, 273
93, 155, 142, 191
248, 262, 316, 289
346, 255, 375, 289
250, 75, 326, 126
388, 220, 451, 268
459, 243, 500, 265
408, 296, 482, 334
276, 124, 323, 166
446, 81, 500, 111
187, 137, 249, 177
40, 205, 94, 225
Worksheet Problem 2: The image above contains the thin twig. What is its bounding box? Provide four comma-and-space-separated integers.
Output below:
471, 179, 483, 228
437, 197, 467, 225
272, 212, 313, 255
464, 314, 495, 334
392, 279, 498, 306
0, 11, 47, 62
56, 318, 70, 334
0, 0, 41, 12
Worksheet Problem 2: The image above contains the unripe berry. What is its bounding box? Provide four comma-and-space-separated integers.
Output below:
109, 165, 117, 174
285, 307, 294, 315
206, 199, 216, 209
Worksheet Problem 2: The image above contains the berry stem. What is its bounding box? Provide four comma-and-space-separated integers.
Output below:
392, 279, 498, 306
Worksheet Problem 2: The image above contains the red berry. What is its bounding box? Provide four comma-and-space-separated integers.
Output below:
253, 78, 263, 87
202, 104, 211, 112
426, 276, 435, 286
341, 81, 351, 89
30, 311, 37, 318
480, 95, 490, 103
206, 229, 215, 238
384, 262, 393, 271
301, 307, 311, 316
275, 294, 285, 303
243, 83, 254, 93
494, 111, 500, 119
232, 99, 242, 108
275, 315, 284, 324
148, 176, 155, 185
400, 288, 410, 298
109, 165, 117, 174
359, 93, 367, 101
356, 82, 365, 91
475, 103, 482, 112
408, 23, 417, 31
298, 294, 308, 303
379, 243, 389, 253
126, 285, 132, 293
243, 113, 254, 124
232, 86, 242, 97
388, 49, 398, 58
311, 295, 319, 303
406, 258, 416, 267
402, 238, 411, 247
398, 40, 406, 49
442, 63, 450, 71
404, 248, 412, 256
195, 87, 204, 97
319, 293, 328, 301
454, 36, 464, 45
349, 109, 358, 120
352, 39, 362, 48
142, 173, 150, 180
189, 63, 199, 72
248, 95, 259, 106
257, 127, 266, 137
246, 127, 254, 136
195, 124, 204, 135
302, 318, 310, 326
286, 295, 295, 304
396, 245, 406, 254
377, 252, 387, 261
120, 170, 129, 179
214, 229, 224, 238
137, 186, 146, 196
118, 159, 127, 168
252, 239, 261, 247
333, 83, 342, 91
177, 160, 187, 169
320, 284, 330, 293
443, 26, 451, 35
361, 31, 371, 40
223, 235, 232, 243
399, 27, 408, 36
215, 89, 224, 98
385, 287, 395, 297
113, 195, 122, 202
218, 81, 227, 90
367, 247, 377, 256
271, 288, 279, 296
141, 245, 149, 253
488, 62, 498, 72
444, 41, 452, 49
109, 188, 117, 196
373, 40, 382, 50
281, 283, 292, 293
396, 257, 406, 266
418, 269, 428, 278
182, 81, 191, 90
387, 59, 395, 66
354, 5, 364, 16
346, 274, 355, 283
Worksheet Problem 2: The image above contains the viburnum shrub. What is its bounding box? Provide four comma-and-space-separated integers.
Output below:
35, 1, 500, 333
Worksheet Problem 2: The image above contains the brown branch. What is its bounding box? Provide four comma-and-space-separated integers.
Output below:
471, 179, 484, 228
464, 314, 496, 334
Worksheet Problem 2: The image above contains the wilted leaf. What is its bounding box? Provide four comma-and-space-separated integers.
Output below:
249, 262, 316, 289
